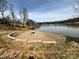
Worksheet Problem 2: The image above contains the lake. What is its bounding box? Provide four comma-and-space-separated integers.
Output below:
37, 25, 79, 39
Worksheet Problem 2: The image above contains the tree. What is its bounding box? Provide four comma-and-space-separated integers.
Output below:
73, 0, 79, 17
9, 4, 16, 27
20, 8, 28, 27
0, 0, 7, 18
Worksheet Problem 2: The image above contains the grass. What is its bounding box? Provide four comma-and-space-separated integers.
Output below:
0, 32, 79, 59
0, 25, 79, 59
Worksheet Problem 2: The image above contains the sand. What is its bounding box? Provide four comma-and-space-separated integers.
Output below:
15, 30, 66, 42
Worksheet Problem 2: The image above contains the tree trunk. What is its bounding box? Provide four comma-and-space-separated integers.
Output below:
11, 12, 15, 28
23, 20, 26, 28
1, 11, 4, 18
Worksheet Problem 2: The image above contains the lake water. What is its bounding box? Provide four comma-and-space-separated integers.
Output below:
37, 25, 79, 38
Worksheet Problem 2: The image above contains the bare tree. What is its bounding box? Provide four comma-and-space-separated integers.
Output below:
73, 0, 79, 17
9, 4, 16, 27
20, 8, 28, 27
0, 0, 7, 18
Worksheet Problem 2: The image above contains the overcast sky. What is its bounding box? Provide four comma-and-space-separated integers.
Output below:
7, 0, 78, 22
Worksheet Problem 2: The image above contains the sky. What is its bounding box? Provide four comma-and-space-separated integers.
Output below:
5, 0, 79, 22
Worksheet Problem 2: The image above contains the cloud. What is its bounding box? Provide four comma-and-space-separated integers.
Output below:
29, 0, 74, 12
0, 0, 75, 22
29, 12, 63, 19
29, 5, 74, 22
8, 0, 74, 12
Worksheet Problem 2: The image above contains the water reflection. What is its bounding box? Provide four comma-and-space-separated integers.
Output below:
37, 25, 79, 38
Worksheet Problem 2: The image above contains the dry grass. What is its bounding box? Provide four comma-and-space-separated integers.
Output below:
0, 32, 79, 59
0, 27, 79, 59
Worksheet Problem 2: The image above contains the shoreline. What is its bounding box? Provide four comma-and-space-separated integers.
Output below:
8, 30, 66, 43
7, 29, 79, 43
66, 36, 79, 43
